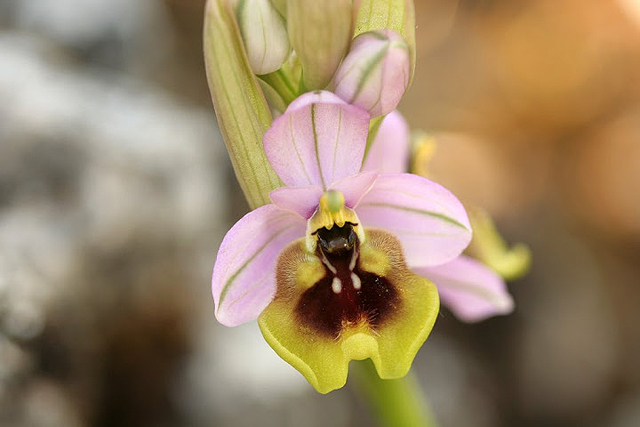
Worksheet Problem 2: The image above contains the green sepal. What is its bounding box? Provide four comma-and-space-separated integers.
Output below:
204, 0, 283, 209
259, 68, 299, 107
257, 78, 287, 116
466, 207, 532, 281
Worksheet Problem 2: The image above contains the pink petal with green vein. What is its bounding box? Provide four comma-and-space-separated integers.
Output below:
212, 204, 306, 326
356, 173, 472, 267
415, 255, 514, 322
362, 110, 410, 174
263, 91, 370, 189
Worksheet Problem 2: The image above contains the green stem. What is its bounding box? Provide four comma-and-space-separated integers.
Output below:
260, 69, 299, 105
351, 360, 438, 427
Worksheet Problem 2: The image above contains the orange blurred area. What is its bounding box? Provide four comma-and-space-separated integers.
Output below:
1, 1, 639, 426
406, 0, 640, 236
404, 3, 640, 424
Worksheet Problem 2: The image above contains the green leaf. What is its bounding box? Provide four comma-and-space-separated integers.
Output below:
204, 0, 283, 209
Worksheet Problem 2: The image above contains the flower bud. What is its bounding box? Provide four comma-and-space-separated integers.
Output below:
236, 0, 290, 75
333, 30, 410, 117
287, 0, 353, 90
354, 0, 416, 82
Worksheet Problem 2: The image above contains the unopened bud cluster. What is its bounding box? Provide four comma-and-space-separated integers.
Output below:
204, 0, 417, 208
235, 0, 411, 117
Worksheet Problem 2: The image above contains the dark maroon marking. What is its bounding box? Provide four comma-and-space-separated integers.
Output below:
295, 224, 399, 338
316, 222, 357, 255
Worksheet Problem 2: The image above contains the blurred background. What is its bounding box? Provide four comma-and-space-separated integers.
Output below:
1, 0, 639, 426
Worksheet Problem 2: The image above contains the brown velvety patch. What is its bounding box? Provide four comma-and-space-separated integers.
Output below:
294, 225, 400, 338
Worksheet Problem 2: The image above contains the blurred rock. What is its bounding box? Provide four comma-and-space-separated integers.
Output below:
11, 0, 173, 71
0, 31, 225, 425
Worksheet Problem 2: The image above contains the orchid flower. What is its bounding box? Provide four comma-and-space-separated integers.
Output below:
364, 111, 515, 322
212, 91, 472, 393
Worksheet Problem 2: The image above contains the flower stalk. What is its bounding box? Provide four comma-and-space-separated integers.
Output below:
351, 360, 438, 427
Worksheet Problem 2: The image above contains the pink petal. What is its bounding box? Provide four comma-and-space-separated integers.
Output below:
330, 171, 379, 208
414, 256, 514, 323
356, 173, 472, 267
212, 205, 306, 326
270, 185, 324, 219
263, 91, 370, 189
362, 110, 410, 174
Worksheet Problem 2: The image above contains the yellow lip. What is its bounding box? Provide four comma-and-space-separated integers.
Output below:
259, 229, 440, 393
